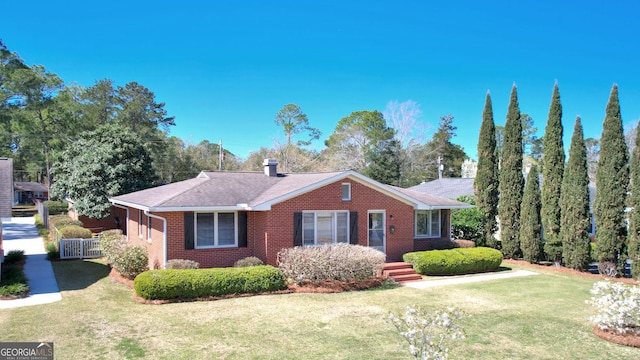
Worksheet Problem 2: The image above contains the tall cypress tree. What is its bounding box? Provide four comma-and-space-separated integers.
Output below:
474, 92, 499, 248
560, 117, 591, 270
520, 165, 542, 263
627, 123, 640, 279
541, 84, 565, 263
498, 85, 524, 258
594, 84, 629, 265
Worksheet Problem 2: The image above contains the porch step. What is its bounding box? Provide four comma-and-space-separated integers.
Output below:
382, 262, 422, 283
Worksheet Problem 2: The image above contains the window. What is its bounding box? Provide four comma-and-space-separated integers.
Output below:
341, 183, 351, 201
138, 210, 143, 238
302, 211, 349, 245
147, 216, 153, 241
415, 210, 441, 238
195, 212, 237, 248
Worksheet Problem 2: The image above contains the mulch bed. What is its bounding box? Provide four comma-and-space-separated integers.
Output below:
593, 327, 640, 348
109, 268, 384, 304
503, 259, 639, 285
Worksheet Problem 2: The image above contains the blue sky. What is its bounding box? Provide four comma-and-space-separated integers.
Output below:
3, 1, 639, 160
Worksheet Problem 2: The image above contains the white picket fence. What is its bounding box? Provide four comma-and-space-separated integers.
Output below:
59, 237, 102, 259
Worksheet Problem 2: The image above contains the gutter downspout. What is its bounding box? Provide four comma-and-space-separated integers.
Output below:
111, 204, 130, 241
144, 210, 167, 269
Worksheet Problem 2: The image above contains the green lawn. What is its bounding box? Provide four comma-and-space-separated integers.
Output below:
0, 260, 639, 359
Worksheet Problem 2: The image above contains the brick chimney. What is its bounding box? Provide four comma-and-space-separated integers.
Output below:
263, 159, 278, 177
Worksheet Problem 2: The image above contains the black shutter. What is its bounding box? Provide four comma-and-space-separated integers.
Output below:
440, 210, 447, 238
184, 212, 194, 250
238, 212, 248, 247
349, 211, 358, 244
293, 212, 302, 246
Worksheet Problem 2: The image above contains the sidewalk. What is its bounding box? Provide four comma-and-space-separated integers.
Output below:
403, 269, 539, 289
0, 217, 62, 309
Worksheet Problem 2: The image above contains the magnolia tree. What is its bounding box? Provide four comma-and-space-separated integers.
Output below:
387, 306, 465, 360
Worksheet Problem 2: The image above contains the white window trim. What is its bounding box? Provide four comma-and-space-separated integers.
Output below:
194, 211, 239, 249
302, 210, 350, 246
414, 210, 441, 238
138, 210, 143, 238
341, 183, 351, 201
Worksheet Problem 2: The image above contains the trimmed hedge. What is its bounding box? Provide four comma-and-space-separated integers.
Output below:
44, 200, 68, 215
234, 256, 263, 268
403, 247, 503, 275
134, 266, 286, 300
49, 215, 83, 229
58, 225, 92, 239
277, 244, 386, 285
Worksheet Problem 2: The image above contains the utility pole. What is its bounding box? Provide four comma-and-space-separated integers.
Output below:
218, 139, 223, 171
438, 156, 444, 179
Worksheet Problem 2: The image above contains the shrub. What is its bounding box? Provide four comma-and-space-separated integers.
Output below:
48, 215, 83, 229
166, 259, 200, 269
387, 305, 465, 360
0, 283, 30, 297
134, 266, 286, 300
58, 225, 92, 239
99, 229, 125, 264
451, 195, 483, 242
44, 200, 68, 215
234, 256, 263, 267
588, 280, 640, 335
419, 238, 458, 250
0, 265, 28, 285
45, 242, 60, 260
453, 239, 476, 248
403, 247, 503, 276
4, 250, 26, 264
111, 245, 148, 279
277, 243, 386, 285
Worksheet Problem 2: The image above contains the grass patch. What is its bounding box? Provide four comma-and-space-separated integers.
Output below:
0, 260, 638, 359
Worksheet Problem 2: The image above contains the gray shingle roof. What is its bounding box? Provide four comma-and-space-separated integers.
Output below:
408, 178, 475, 200
110, 170, 471, 211
14, 182, 49, 192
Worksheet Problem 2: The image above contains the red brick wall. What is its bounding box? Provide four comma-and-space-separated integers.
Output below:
68, 206, 128, 234
261, 179, 416, 265
120, 178, 451, 268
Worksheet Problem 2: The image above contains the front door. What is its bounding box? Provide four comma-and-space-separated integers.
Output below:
368, 211, 385, 253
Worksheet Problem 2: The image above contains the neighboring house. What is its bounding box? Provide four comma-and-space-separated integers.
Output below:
110, 159, 471, 269
14, 182, 49, 204
0, 158, 13, 219
410, 177, 597, 235
408, 178, 475, 200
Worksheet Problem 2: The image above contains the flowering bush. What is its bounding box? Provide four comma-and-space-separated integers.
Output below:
277, 243, 385, 285
387, 305, 465, 360
588, 280, 640, 334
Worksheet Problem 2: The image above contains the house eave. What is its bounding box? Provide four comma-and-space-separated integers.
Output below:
109, 198, 251, 212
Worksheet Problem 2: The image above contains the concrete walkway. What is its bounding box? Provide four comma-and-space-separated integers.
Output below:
1, 217, 62, 309
403, 269, 539, 289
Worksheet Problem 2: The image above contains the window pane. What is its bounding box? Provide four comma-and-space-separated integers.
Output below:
431, 210, 440, 237
303, 213, 315, 245
341, 184, 351, 200
218, 213, 235, 245
197, 213, 215, 246
336, 212, 348, 243
416, 212, 428, 236
317, 212, 334, 245
368, 212, 384, 247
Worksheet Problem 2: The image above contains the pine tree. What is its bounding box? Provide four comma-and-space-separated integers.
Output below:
474, 92, 499, 248
498, 85, 524, 258
594, 84, 629, 265
560, 117, 591, 270
627, 123, 640, 279
520, 165, 542, 263
541, 84, 565, 263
